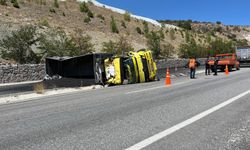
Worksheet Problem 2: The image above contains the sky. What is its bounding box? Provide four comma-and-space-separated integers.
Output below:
97, 0, 250, 25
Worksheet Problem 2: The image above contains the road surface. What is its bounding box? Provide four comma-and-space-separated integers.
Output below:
0, 68, 249, 150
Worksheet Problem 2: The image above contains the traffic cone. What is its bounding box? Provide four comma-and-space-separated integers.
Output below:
165, 68, 171, 86
225, 65, 229, 75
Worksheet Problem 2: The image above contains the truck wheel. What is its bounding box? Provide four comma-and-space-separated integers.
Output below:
228, 66, 232, 72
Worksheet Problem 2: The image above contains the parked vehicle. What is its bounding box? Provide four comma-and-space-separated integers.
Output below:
209, 53, 240, 72
236, 46, 250, 67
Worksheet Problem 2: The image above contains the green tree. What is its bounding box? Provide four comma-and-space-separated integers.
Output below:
110, 16, 119, 33
160, 43, 174, 58
146, 31, 161, 58
102, 40, 117, 54
0, 26, 40, 64
39, 28, 76, 57
102, 36, 134, 55
71, 30, 94, 55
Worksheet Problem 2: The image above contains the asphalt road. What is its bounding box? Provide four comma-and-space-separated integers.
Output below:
0, 67, 199, 97
0, 68, 249, 150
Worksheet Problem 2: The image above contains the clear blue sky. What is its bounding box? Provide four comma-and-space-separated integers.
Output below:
98, 0, 250, 25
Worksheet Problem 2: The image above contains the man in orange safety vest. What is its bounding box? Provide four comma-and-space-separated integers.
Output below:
186, 57, 200, 79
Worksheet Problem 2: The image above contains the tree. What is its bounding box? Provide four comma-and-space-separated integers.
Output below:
110, 16, 119, 33
71, 29, 94, 55
102, 36, 134, 55
39, 28, 76, 57
0, 26, 40, 64
102, 40, 117, 54
160, 43, 174, 58
146, 31, 161, 58
216, 21, 221, 25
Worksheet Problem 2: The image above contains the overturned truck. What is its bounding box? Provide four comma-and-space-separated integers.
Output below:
45, 50, 158, 86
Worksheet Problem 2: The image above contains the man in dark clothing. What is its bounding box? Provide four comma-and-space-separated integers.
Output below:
213, 57, 219, 76
205, 56, 211, 75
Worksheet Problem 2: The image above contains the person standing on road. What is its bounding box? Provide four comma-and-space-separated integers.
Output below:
213, 57, 219, 76
205, 55, 211, 75
186, 57, 200, 79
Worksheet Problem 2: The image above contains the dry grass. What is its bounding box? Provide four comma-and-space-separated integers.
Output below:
33, 82, 45, 94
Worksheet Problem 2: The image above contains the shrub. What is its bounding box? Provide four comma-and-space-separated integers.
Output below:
169, 29, 176, 40
33, 82, 45, 94
12, 0, 20, 8
84, 17, 91, 23
49, 8, 56, 13
121, 21, 126, 28
110, 16, 119, 33
97, 14, 105, 20
39, 19, 50, 27
80, 2, 89, 13
123, 11, 131, 22
159, 29, 165, 39
53, 0, 59, 8
143, 21, 149, 34
136, 27, 142, 34
0, 26, 41, 64
87, 10, 94, 18
0, 0, 7, 5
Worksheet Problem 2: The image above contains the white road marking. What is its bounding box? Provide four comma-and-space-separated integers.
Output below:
125, 81, 190, 94
125, 90, 250, 150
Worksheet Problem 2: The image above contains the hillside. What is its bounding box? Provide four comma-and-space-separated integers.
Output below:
0, 0, 250, 64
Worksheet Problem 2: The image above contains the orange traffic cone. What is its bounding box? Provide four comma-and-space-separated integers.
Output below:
225, 65, 229, 75
165, 68, 171, 86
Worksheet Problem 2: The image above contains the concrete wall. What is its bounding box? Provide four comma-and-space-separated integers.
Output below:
156, 58, 206, 69
0, 58, 207, 84
0, 64, 45, 83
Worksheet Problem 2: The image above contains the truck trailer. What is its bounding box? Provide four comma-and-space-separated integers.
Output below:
236, 46, 250, 67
